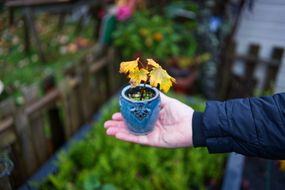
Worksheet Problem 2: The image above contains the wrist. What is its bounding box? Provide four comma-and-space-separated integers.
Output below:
192, 112, 206, 147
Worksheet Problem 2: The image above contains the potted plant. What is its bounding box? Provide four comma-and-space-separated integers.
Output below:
169, 53, 211, 94
119, 58, 175, 135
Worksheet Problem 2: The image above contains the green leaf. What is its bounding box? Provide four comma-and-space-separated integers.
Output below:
101, 184, 117, 190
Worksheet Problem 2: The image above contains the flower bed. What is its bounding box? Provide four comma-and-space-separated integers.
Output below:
0, 9, 95, 103
37, 94, 226, 190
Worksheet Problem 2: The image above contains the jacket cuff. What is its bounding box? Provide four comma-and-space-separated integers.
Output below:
192, 112, 206, 147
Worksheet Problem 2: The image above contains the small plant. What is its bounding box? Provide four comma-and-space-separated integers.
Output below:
119, 58, 176, 100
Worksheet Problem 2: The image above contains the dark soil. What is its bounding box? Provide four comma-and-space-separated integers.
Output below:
127, 90, 155, 101
241, 157, 285, 190
126, 86, 155, 101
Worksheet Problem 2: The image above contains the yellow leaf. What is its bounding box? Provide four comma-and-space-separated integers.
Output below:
147, 59, 160, 68
149, 67, 176, 93
128, 68, 149, 87
280, 160, 285, 171
119, 58, 139, 74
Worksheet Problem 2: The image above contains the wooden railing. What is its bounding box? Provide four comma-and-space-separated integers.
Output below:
0, 47, 123, 188
219, 41, 284, 99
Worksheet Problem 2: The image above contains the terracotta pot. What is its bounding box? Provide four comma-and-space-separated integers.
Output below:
173, 69, 198, 94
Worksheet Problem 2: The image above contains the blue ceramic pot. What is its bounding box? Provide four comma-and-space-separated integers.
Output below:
119, 84, 160, 135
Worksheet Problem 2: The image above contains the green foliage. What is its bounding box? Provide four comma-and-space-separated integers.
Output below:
38, 96, 226, 190
113, 11, 181, 60
112, 8, 208, 69
0, 10, 94, 102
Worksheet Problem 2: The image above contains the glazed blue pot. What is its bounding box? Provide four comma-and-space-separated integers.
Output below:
119, 84, 160, 135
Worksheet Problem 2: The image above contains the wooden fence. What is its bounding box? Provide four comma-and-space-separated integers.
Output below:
0, 47, 123, 189
219, 41, 284, 99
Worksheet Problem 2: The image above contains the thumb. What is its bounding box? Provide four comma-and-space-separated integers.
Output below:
159, 92, 172, 107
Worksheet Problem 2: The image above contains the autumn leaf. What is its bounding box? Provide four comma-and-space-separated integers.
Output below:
147, 59, 160, 68
280, 160, 285, 171
128, 68, 149, 87
119, 58, 139, 74
147, 59, 175, 92
120, 57, 175, 92
149, 67, 176, 93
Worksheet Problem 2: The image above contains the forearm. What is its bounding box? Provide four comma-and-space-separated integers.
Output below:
192, 93, 285, 159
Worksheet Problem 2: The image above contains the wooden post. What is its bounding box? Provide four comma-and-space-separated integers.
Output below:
264, 47, 284, 91
90, 4, 103, 40
57, 12, 66, 31
75, 15, 84, 34
42, 75, 65, 151
221, 43, 261, 99
23, 7, 46, 63
14, 107, 38, 179
61, 66, 82, 138
77, 59, 94, 122
89, 57, 109, 110
106, 48, 116, 95
23, 14, 31, 55
218, 41, 236, 99
244, 44, 260, 79
0, 176, 13, 190
0, 100, 19, 188
8, 8, 14, 26
22, 85, 49, 165
102, 64, 110, 101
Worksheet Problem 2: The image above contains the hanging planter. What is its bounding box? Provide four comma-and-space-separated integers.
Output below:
167, 54, 210, 94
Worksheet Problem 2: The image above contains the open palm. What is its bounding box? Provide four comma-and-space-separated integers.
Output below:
104, 93, 194, 148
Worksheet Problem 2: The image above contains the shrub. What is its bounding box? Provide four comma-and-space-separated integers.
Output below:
38, 95, 226, 190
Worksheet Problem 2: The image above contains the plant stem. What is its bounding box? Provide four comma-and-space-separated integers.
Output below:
138, 60, 145, 68
140, 80, 147, 101
140, 60, 149, 101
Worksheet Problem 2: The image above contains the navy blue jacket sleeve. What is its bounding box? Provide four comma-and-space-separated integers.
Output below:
192, 93, 285, 159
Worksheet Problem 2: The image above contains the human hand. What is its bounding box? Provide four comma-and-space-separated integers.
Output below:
104, 93, 194, 148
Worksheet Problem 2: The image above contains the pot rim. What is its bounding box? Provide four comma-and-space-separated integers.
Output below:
121, 84, 160, 103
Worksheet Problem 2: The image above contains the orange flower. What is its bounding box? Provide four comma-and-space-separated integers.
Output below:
67, 43, 78, 53
76, 37, 90, 48
153, 32, 163, 42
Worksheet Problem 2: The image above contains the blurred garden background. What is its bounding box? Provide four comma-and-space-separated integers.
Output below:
0, 0, 285, 189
